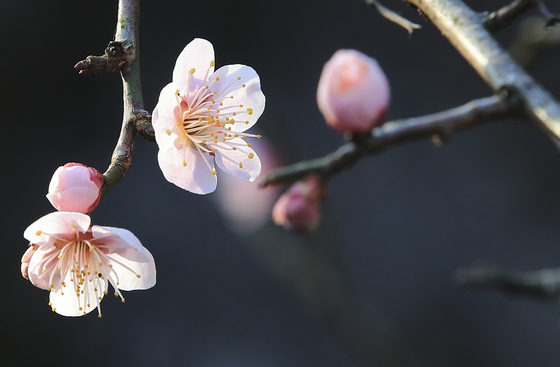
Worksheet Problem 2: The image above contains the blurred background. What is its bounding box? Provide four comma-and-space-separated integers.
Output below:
2, 0, 560, 366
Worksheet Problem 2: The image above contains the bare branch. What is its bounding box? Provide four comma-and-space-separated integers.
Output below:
98, 0, 150, 197
74, 41, 128, 75
364, 0, 421, 34
404, 0, 560, 142
455, 263, 560, 300
483, 0, 535, 33
261, 95, 513, 187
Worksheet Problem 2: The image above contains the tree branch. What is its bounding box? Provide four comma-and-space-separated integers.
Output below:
261, 95, 513, 187
483, 0, 535, 33
76, 0, 154, 198
403, 0, 560, 142
455, 263, 560, 300
364, 0, 421, 34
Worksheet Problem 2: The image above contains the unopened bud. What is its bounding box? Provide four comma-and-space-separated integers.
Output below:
317, 49, 390, 134
46, 163, 104, 213
272, 174, 327, 234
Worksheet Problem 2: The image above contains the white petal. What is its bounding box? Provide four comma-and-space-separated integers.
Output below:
211, 64, 265, 132
172, 38, 215, 90
92, 226, 150, 263
27, 245, 61, 290
24, 212, 90, 246
107, 250, 156, 291
214, 138, 261, 181
157, 143, 217, 194
49, 274, 107, 317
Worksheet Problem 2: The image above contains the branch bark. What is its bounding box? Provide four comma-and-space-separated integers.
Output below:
403, 0, 560, 141
483, 0, 535, 33
76, 0, 155, 198
455, 263, 560, 300
261, 95, 513, 187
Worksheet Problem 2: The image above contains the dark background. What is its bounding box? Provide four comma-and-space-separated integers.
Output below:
2, 0, 560, 366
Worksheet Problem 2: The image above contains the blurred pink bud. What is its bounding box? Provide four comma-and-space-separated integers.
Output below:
317, 49, 390, 133
21, 245, 39, 280
46, 163, 104, 213
272, 174, 327, 234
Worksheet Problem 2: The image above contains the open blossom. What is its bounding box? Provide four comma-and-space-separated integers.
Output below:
153, 38, 265, 194
46, 163, 103, 213
22, 212, 156, 317
317, 49, 390, 133
272, 175, 327, 234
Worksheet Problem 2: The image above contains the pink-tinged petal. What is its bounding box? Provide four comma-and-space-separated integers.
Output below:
107, 250, 156, 291
46, 187, 100, 213
24, 212, 90, 247
27, 245, 61, 290
214, 138, 261, 181
153, 82, 182, 133
172, 38, 215, 89
158, 143, 217, 194
91, 226, 150, 263
211, 65, 265, 132
49, 275, 107, 317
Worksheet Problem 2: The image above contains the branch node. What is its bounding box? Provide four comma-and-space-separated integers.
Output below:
74, 41, 128, 75
134, 109, 155, 142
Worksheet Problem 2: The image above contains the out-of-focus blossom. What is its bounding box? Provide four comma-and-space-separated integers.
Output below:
272, 174, 327, 234
153, 38, 265, 194
46, 163, 103, 213
213, 138, 281, 235
23, 212, 156, 317
317, 49, 390, 134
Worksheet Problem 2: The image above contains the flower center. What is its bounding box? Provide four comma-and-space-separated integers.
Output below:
35, 231, 141, 318
166, 63, 261, 174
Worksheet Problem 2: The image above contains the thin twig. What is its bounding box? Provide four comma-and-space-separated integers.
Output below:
455, 263, 560, 300
364, 0, 421, 34
483, 0, 535, 33
403, 0, 560, 141
537, 1, 560, 27
261, 95, 513, 187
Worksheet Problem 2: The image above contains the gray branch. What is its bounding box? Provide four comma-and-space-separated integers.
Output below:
483, 0, 536, 33
455, 264, 560, 300
403, 0, 560, 141
261, 95, 513, 186
364, 0, 421, 34
75, 0, 154, 198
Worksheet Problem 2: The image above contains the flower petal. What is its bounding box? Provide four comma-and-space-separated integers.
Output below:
27, 245, 61, 290
157, 143, 217, 194
214, 138, 261, 181
49, 274, 107, 317
153, 82, 182, 134
172, 38, 215, 90
91, 226, 150, 263
107, 250, 156, 291
211, 64, 265, 132
24, 212, 90, 247
46, 187, 100, 213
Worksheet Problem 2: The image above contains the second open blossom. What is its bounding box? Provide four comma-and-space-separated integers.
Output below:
153, 38, 265, 194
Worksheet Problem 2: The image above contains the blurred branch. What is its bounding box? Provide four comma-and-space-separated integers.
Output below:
364, 0, 421, 34
483, 0, 535, 33
403, 0, 560, 142
261, 95, 513, 186
455, 263, 560, 300
508, 15, 560, 68
75, 0, 155, 198
537, 1, 560, 27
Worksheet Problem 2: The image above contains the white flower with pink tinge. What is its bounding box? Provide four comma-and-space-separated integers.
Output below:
22, 212, 156, 317
153, 38, 265, 194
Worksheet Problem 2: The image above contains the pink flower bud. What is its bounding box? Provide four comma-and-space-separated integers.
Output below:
317, 49, 390, 134
272, 175, 327, 234
46, 163, 104, 213
21, 245, 38, 280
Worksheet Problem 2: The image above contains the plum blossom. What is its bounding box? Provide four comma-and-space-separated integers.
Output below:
22, 212, 156, 317
317, 49, 390, 133
153, 38, 265, 194
272, 174, 327, 234
46, 163, 103, 213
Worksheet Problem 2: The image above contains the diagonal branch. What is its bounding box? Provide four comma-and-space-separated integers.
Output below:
261, 95, 513, 187
403, 0, 560, 142
455, 263, 560, 300
483, 0, 536, 33
364, 0, 421, 34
